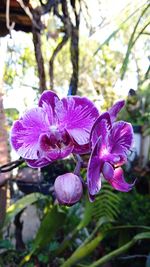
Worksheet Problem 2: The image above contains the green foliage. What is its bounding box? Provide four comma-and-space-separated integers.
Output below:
119, 81, 150, 129
5, 108, 19, 127
93, 183, 120, 221
118, 191, 150, 226
0, 239, 14, 250
121, 3, 150, 79
87, 231, 150, 267
94, 2, 147, 55
77, 197, 93, 230
61, 233, 104, 267
4, 193, 46, 227
21, 205, 66, 265
4, 65, 17, 86
32, 205, 66, 252
19, 47, 36, 71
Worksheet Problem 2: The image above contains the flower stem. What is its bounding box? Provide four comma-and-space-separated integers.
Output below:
61, 233, 104, 267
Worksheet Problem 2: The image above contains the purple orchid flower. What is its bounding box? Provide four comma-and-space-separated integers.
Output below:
10, 90, 99, 168
87, 100, 135, 198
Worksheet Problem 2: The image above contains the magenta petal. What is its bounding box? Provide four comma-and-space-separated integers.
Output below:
26, 158, 51, 168
109, 121, 134, 154
109, 167, 135, 192
38, 90, 59, 110
73, 142, 90, 154
10, 108, 48, 159
102, 162, 114, 181
45, 144, 73, 161
39, 133, 74, 161
55, 96, 99, 145
39, 133, 55, 153
102, 152, 127, 167
87, 137, 103, 195
114, 154, 127, 167
90, 112, 112, 147
60, 143, 74, 159
88, 193, 95, 203
108, 100, 125, 122
42, 102, 57, 125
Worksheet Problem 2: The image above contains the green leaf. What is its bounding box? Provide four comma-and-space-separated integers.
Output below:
93, 184, 120, 221
77, 197, 93, 230
0, 239, 14, 249
94, 2, 147, 55
87, 231, 150, 267
32, 205, 66, 251
134, 231, 150, 241
20, 205, 66, 266
121, 3, 150, 79
61, 233, 104, 267
4, 193, 46, 226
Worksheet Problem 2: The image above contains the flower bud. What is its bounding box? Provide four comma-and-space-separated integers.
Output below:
54, 173, 83, 205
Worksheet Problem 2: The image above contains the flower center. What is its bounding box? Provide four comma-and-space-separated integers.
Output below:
50, 125, 58, 133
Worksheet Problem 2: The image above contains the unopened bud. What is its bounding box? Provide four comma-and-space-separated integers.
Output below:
54, 173, 83, 205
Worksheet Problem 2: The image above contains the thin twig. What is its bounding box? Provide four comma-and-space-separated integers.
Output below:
16, 0, 33, 21
6, 0, 15, 34
119, 254, 149, 260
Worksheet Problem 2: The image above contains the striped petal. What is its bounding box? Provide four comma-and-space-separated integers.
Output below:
109, 167, 135, 192
55, 96, 99, 145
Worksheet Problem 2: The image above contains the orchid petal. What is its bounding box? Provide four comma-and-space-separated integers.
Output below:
46, 143, 74, 160
108, 100, 125, 122
73, 142, 90, 154
114, 154, 127, 167
60, 143, 74, 159
39, 133, 74, 161
10, 108, 49, 160
26, 158, 51, 168
90, 112, 111, 147
38, 90, 59, 110
87, 137, 103, 195
109, 167, 135, 192
109, 121, 134, 155
102, 153, 126, 167
88, 193, 95, 203
102, 162, 114, 181
55, 96, 99, 145
42, 102, 57, 125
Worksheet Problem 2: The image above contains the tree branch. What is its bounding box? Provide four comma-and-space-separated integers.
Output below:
32, 8, 46, 93
49, 34, 69, 90
68, 0, 80, 95
0, 158, 24, 173
0, 159, 24, 187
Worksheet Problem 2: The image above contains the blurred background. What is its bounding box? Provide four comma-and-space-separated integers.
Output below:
0, 0, 150, 266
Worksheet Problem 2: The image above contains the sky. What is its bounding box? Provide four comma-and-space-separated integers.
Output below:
0, 0, 148, 114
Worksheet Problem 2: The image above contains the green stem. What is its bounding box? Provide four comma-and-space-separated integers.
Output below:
88, 232, 150, 267
88, 239, 136, 267
61, 233, 104, 267
56, 225, 80, 256
82, 217, 109, 246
